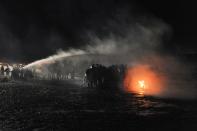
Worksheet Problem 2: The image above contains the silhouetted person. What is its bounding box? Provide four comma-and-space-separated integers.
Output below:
12, 68, 21, 79
85, 64, 106, 88
1, 66, 4, 75
5, 66, 10, 77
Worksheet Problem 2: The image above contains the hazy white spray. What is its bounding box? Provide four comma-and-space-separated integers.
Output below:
24, 49, 86, 69
23, 10, 197, 99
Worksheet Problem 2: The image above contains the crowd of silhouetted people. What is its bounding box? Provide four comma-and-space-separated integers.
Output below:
0, 63, 35, 81
0, 65, 11, 77
84, 64, 127, 88
12, 68, 34, 80
0, 63, 127, 86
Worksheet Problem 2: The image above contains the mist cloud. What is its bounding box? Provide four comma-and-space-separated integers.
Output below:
23, 8, 196, 99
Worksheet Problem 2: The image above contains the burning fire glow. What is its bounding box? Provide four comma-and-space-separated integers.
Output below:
124, 65, 165, 96
138, 80, 146, 95
138, 80, 145, 89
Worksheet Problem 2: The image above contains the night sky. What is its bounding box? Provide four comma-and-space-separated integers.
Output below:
0, 0, 196, 63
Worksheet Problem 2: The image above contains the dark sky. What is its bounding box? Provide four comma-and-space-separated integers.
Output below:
0, 0, 196, 63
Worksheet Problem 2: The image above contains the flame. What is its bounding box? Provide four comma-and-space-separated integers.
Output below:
138, 80, 146, 96
124, 65, 165, 96
138, 80, 145, 89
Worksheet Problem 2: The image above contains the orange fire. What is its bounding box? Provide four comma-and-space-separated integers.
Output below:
138, 80, 145, 89
124, 65, 165, 96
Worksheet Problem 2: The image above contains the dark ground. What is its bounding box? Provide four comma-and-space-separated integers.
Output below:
0, 80, 197, 131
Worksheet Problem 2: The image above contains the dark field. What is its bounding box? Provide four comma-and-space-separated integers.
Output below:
0, 80, 197, 131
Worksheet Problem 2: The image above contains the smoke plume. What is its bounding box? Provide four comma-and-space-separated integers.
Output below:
23, 9, 197, 99
24, 15, 170, 69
